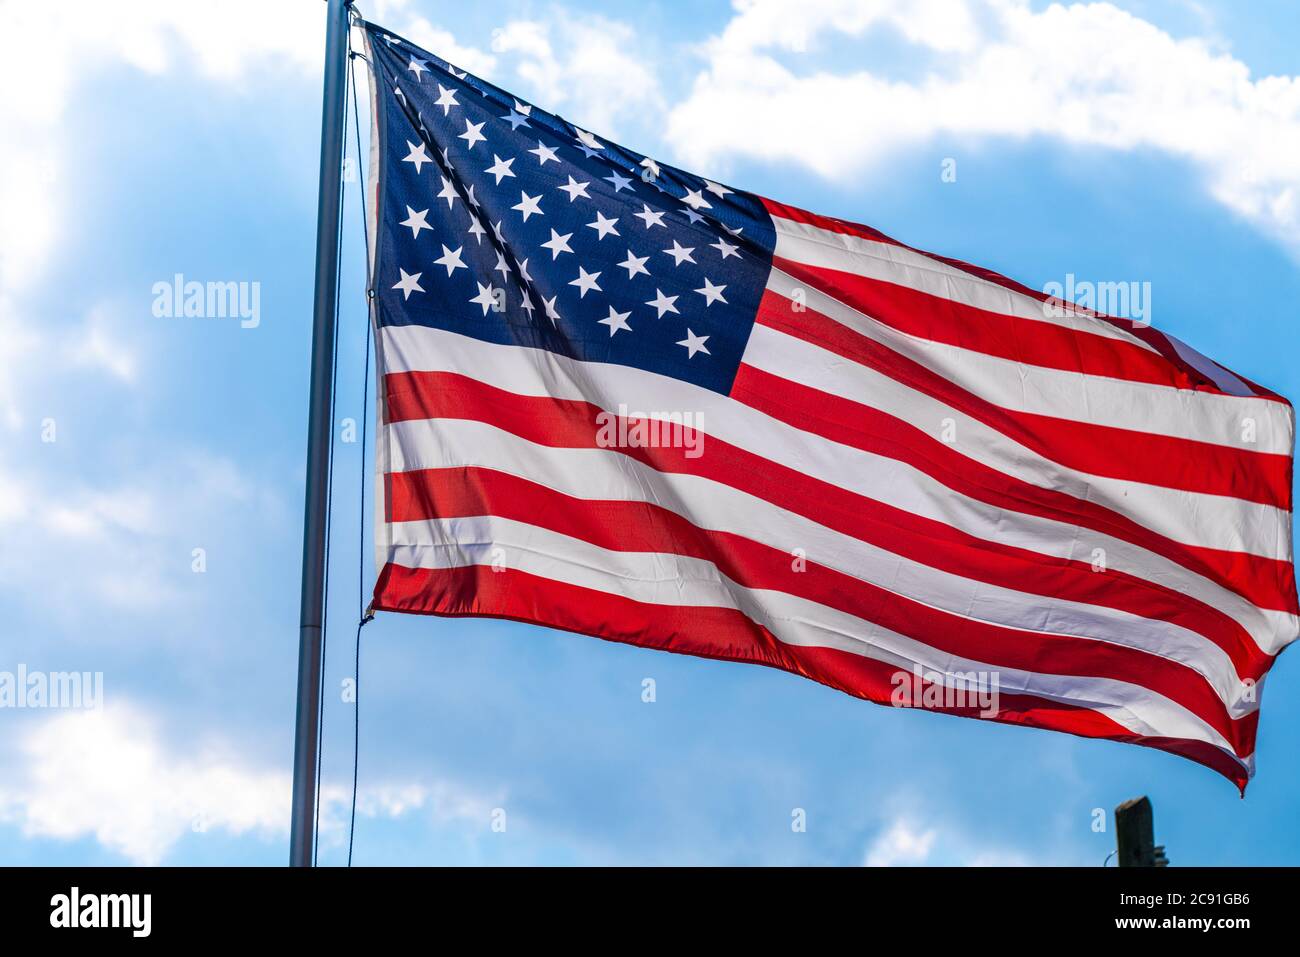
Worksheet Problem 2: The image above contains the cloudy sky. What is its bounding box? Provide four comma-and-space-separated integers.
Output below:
1, 0, 1298, 865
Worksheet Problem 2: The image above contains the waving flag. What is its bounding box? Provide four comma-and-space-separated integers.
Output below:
360, 22, 1296, 789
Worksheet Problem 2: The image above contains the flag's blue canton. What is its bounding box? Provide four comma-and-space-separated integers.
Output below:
367, 25, 776, 395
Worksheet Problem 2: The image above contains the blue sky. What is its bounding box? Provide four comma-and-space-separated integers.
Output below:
1, 0, 1297, 866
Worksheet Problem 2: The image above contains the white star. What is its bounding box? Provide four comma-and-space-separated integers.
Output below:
437, 175, 460, 210
542, 294, 562, 325
574, 128, 603, 150
540, 229, 574, 259
633, 204, 667, 229
557, 175, 591, 202
493, 251, 512, 280
617, 250, 650, 279
529, 141, 560, 166
484, 154, 516, 185
682, 188, 713, 210
695, 277, 728, 306
434, 84, 459, 115
703, 180, 732, 199
465, 184, 481, 209
586, 211, 620, 240
402, 140, 431, 174
407, 57, 429, 79
639, 157, 660, 181
646, 288, 680, 318
514, 100, 533, 116
677, 328, 711, 358
467, 217, 487, 244
519, 289, 536, 317
599, 306, 632, 336
382, 34, 402, 46
491, 220, 506, 243
512, 191, 544, 221
501, 107, 530, 130
710, 237, 739, 260
434, 244, 467, 276
392, 269, 424, 300
569, 266, 602, 298
663, 240, 696, 266
683, 209, 706, 225
400, 206, 432, 239
604, 171, 634, 193
469, 282, 500, 315
517, 258, 533, 284
448, 67, 468, 80
723, 224, 744, 237
458, 119, 487, 150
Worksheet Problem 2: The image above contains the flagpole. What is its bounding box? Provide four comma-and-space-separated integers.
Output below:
290, 0, 354, 868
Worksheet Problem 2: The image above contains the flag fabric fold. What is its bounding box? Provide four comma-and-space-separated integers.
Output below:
360, 22, 1296, 789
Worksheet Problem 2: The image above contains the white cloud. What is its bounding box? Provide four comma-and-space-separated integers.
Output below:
0, 303, 138, 433
374, 0, 497, 77
0, 305, 41, 430
0, 448, 269, 614
864, 818, 938, 866
704, 0, 980, 58
0, 1, 329, 431
490, 14, 664, 134
863, 814, 1034, 866
667, 0, 1300, 255
0, 1, 327, 298
71, 306, 139, 384
0, 702, 287, 864
0, 700, 495, 864
371, 0, 662, 136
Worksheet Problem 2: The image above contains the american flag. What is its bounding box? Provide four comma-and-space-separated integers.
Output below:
360, 23, 1296, 789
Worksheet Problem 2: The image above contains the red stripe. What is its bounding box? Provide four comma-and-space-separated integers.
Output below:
383, 370, 1272, 681
754, 290, 1292, 510
389, 464, 1257, 755
733, 362, 1299, 616
773, 255, 1212, 391
372, 561, 1251, 791
763, 196, 1288, 406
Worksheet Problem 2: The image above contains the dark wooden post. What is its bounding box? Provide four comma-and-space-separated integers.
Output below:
1115, 796, 1168, 866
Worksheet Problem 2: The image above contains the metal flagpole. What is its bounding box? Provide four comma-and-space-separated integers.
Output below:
290, 0, 355, 868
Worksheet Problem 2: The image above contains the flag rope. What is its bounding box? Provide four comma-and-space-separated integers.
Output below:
347, 19, 377, 866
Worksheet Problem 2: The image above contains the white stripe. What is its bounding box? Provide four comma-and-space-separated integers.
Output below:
771, 214, 1160, 352
385, 414, 1262, 714
386, 514, 1246, 762
762, 264, 1291, 456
